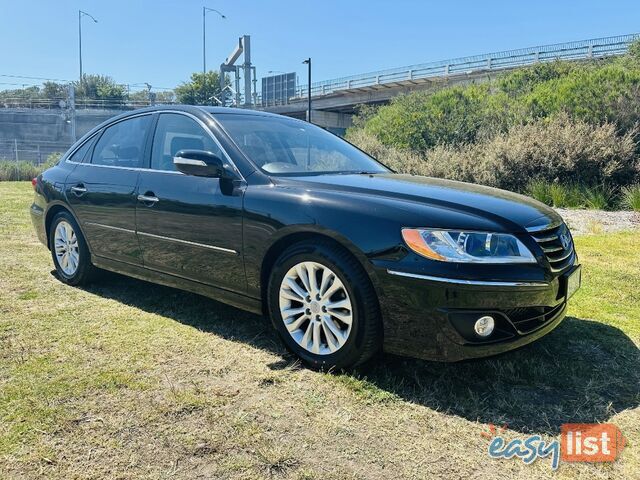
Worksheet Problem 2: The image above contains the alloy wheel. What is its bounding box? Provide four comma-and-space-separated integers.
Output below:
278, 261, 353, 355
54, 220, 80, 276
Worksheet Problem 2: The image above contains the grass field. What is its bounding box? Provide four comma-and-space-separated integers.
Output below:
1, 181, 638, 479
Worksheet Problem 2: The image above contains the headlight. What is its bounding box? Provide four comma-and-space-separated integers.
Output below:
401, 228, 536, 264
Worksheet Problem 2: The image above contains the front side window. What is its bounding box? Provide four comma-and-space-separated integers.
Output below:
150, 113, 222, 171
215, 113, 388, 175
91, 115, 152, 168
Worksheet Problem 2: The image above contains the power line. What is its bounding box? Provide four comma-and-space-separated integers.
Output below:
0, 74, 73, 83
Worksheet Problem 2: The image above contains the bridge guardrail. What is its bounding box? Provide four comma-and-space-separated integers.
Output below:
270, 33, 640, 102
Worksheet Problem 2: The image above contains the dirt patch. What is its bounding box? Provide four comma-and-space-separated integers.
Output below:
555, 208, 640, 235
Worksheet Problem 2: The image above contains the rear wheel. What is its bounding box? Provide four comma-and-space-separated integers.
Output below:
268, 240, 382, 370
49, 211, 96, 286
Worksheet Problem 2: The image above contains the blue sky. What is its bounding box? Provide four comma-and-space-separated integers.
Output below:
1, 0, 639, 93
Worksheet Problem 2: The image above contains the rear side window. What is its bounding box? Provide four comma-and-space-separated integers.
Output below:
91, 115, 152, 168
150, 113, 221, 171
66, 137, 95, 163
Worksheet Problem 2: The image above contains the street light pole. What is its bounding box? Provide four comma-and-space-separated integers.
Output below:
302, 58, 311, 123
203, 6, 226, 105
78, 10, 98, 87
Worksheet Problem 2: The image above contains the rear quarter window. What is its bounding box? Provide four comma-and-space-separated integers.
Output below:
66, 136, 95, 163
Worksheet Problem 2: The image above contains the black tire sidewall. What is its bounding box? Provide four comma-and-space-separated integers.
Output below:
268, 242, 376, 370
49, 212, 92, 286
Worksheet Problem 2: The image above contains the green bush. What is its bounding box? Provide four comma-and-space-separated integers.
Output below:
525, 181, 620, 210
525, 181, 585, 209
0, 152, 61, 181
350, 41, 640, 200
526, 179, 553, 206
349, 115, 639, 192
548, 183, 583, 208
355, 46, 640, 152
621, 184, 640, 211
0, 161, 41, 181
362, 85, 508, 150
581, 184, 617, 210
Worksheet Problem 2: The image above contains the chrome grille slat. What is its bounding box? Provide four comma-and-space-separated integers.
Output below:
527, 222, 575, 274
534, 234, 559, 243
548, 249, 573, 262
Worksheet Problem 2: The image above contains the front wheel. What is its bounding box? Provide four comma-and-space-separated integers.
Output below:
268, 241, 382, 370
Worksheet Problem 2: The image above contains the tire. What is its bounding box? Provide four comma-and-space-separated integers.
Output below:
49, 211, 96, 286
267, 240, 382, 370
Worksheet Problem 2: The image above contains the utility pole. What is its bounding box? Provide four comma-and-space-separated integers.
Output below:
302, 58, 312, 122
78, 10, 98, 87
68, 84, 77, 142
203, 6, 226, 105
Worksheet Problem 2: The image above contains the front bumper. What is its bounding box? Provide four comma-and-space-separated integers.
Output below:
376, 265, 579, 362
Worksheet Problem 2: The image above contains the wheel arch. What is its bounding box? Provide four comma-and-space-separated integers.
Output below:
259, 228, 386, 316
44, 203, 86, 251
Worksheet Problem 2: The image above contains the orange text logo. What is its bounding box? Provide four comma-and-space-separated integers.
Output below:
561, 423, 626, 463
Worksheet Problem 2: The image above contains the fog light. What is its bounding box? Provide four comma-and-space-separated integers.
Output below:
474, 316, 495, 337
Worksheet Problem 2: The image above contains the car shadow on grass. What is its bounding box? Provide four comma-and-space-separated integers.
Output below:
78, 271, 640, 436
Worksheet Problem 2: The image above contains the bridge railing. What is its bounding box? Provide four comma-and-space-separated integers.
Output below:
276, 33, 640, 102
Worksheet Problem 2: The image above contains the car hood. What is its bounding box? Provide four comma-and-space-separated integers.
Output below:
277, 173, 562, 232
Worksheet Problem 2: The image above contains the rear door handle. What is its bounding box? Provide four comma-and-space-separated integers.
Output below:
70, 184, 87, 195
137, 194, 159, 203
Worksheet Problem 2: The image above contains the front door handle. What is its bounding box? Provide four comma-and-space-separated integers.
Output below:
71, 184, 87, 196
137, 194, 159, 204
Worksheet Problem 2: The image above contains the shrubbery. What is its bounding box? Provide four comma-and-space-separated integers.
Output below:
349, 115, 639, 192
348, 42, 640, 210
0, 153, 61, 181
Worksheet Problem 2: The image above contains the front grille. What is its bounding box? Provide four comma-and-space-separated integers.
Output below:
503, 303, 566, 334
527, 222, 575, 273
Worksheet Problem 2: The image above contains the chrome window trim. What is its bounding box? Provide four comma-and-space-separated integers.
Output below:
64, 131, 101, 163
150, 110, 244, 179
66, 110, 244, 179
386, 270, 549, 287
66, 112, 154, 167
137, 231, 238, 255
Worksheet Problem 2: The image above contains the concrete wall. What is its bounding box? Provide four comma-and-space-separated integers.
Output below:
0, 108, 125, 163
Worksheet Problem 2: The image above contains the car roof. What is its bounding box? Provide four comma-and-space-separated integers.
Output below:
107, 104, 283, 118
72, 105, 291, 148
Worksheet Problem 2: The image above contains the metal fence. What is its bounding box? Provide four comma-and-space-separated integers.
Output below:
0, 139, 69, 164
0, 95, 165, 111
282, 33, 640, 101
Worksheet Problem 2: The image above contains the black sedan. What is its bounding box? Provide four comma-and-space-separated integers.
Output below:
30, 106, 581, 369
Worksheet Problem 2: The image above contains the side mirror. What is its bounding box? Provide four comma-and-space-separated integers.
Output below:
173, 150, 228, 178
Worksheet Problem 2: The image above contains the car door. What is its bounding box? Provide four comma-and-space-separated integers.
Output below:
135, 112, 246, 292
65, 114, 153, 265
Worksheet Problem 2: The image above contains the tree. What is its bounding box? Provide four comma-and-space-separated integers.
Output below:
174, 71, 228, 105
41, 81, 67, 100
74, 74, 127, 101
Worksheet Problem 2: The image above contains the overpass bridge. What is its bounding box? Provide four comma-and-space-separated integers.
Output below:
258, 33, 640, 133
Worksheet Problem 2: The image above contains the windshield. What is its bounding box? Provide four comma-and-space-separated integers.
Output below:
214, 113, 388, 175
